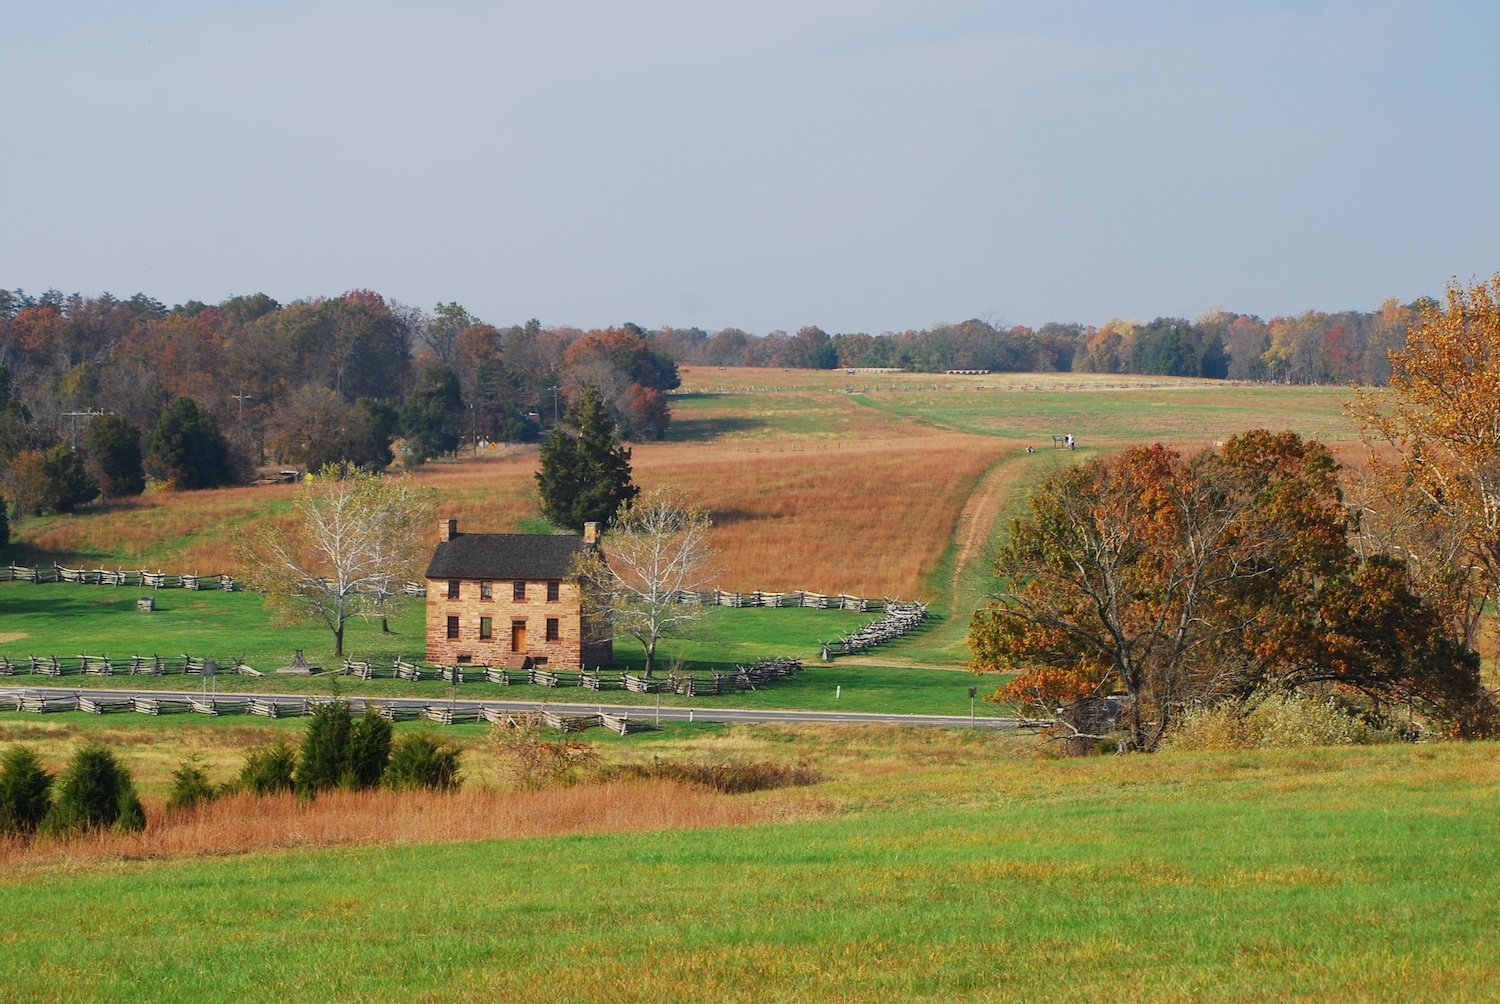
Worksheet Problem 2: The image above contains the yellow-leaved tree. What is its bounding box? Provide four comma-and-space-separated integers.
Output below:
1354, 274, 1500, 654
237, 462, 437, 657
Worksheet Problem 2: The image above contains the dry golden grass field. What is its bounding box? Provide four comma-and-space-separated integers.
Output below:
10, 368, 1360, 606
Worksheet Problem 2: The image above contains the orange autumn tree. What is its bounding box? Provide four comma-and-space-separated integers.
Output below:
971, 431, 1486, 751
1354, 274, 1500, 653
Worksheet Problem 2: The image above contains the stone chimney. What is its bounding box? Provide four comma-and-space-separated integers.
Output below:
439, 518, 458, 542
582, 521, 599, 545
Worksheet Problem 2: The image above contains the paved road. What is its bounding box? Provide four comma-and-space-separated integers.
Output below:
0, 684, 1024, 730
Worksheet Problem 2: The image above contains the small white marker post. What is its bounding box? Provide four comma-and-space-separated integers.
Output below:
836, 685, 841, 700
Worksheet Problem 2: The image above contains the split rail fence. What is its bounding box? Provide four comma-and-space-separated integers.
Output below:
6, 564, 238, 590
0, 654, 805, 702
4, 691, 660, 732
7, 565, 923, 615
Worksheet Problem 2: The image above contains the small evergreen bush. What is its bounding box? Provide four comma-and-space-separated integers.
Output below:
166, 756, 218, 813
0, 745, 53, 835
346, 710, 393, 790
44, 743, 145, 835
385, 733, 463, 792
237, 741, 298, 796
296, 699, 353, 794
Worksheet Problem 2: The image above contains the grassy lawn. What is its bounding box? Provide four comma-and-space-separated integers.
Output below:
1, 738, 1495, 1000
850, 384, 1360, 445
0, 580, 425, 668
0, 583, 997, 716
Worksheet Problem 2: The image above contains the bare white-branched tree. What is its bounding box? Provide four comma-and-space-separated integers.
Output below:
238, 462, 437, 656
576, 486, 718, 677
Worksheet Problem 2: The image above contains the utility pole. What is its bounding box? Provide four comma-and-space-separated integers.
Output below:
61, 410, 104, 447
545, 386, 561, 423
232, 393, 254, 425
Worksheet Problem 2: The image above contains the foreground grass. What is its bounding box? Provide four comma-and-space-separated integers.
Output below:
0, 738, 1495, 1001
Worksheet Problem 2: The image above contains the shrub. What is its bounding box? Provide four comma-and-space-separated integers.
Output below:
293, 701, 392, 793
0, 745, 53, 835
3, 447, 98, 516
347, 710, 393, 790
237, 741, 298, 795
1164, 691, 1400, 751
1159, 704, 1254, 752
44, 743, 145, 835
490, 721, 602, 790
612, 759, 823, 794
296, 699, 353, 794
385, 733, 463, 792
166, 756, 218, 814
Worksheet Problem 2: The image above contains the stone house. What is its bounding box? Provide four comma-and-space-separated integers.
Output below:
423, 518, 612, 669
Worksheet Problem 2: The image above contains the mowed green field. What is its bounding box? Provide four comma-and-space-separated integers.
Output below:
669, 369, 1360, 447
1, 736, 1496, 1001
0, 582, 994, 716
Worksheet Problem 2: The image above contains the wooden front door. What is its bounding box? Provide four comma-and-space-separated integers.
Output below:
511, 620, 527, 652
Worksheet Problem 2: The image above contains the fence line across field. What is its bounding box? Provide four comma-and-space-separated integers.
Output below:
6, 564, 239, 591
6, 690, 645, 732
0, 653, 810, 696
6, 564, 930, 614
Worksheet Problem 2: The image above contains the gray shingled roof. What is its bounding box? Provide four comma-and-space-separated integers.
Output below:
424, 533, 592, 581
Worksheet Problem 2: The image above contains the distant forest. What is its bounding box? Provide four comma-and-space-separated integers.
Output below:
0, 285, 1422, 509
657, 301, 1416, 385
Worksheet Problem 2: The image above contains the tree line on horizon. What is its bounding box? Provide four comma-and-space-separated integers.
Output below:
0, 289, 679, 520
651, 299, 1418, 383
0, 283, 1426, 520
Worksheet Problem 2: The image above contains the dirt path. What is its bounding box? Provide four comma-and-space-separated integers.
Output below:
947, 454, 1023, 611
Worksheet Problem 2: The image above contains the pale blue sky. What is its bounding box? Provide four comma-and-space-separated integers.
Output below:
3, 1, 1496, 333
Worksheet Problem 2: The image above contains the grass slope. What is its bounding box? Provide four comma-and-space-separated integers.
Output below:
2, 740, 1496, 1001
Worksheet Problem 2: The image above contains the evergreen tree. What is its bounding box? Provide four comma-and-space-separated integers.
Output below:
237, 741, 297, 795
0, 364, 22, 462
144, 398, 235, 489
384, 733, 463, 792
295, 698, 353, 794
536, 385, 637, 530
354, 398, 398, 469
165, 756, 217, 813
44, 743, 146, 835
347, 709, 393, 790
39, 445, 97, 512
290, 701, 391, 793
536, 426, 583, 527
398, 364, 464, 463
83, 414, 146, 497
0, 492, 9, 549
0, 744, 53, 836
